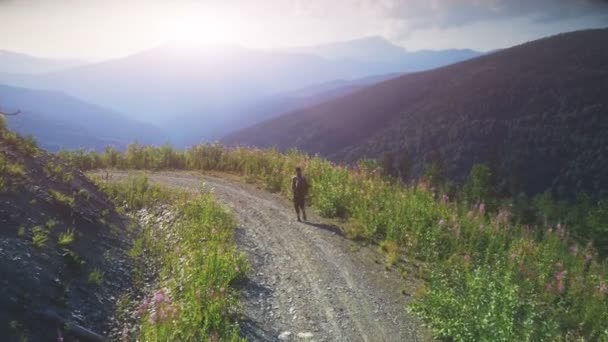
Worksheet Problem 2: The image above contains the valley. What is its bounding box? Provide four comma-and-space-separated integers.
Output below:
2, 4, 608, 340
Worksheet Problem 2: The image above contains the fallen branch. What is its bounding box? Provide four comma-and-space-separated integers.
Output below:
38, 309, 107, 342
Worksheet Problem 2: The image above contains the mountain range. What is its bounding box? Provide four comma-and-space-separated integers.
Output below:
0, 37, 482, 147
0, 50, 83, 74
223, 28, 608, 197
0, 84, 164, 151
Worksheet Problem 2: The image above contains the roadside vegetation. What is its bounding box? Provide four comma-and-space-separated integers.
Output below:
62, 144, 608, 341
98, 175, 247, 341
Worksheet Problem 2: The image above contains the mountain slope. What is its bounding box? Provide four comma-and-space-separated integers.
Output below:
0, 121, 132, 341
223, 28, 608, 197
1, 84, 165, 151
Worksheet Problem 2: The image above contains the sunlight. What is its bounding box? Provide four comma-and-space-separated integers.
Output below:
166, 13, 242, 45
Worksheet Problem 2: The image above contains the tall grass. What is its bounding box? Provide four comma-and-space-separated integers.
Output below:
100, 175, 247, 341
67, 145, 608, 340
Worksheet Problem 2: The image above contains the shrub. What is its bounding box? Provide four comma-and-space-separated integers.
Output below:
88, 268, 104, 286
50, 190, 75, 207
58, 229, 75, 246
31, 226, 48, 248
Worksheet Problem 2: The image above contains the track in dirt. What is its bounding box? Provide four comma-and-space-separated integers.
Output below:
104, 171, 430, 342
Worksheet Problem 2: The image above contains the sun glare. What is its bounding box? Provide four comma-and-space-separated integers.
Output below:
167, 13, 241, 45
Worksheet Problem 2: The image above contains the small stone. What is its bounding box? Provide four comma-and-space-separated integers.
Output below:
278, 331, 292, 340
297, 332, 314, 339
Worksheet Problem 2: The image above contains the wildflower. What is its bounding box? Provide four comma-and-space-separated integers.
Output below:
569, 244, 579, 255
154, 290, 165, 304
235, 266, 240, 273
441, 193, 449, 203
149, 311, 157, 324
121, 325, 129, 342
160, 309, 167, 322
220, 286, 225, 294
57, 328, 64, 342
478, 202, 485, 216
195, 288, 201, 301
555, 270, 567, 281
438, 219, 446, 226
479, 223, 485, 231
556, 280, 566, 295
463, 254, 471, 264
509, 251, 518, 260
585, 253, 593, 263
598, 281, 608, 295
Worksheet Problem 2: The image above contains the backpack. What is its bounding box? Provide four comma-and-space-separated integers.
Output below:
294, 176, 309, 195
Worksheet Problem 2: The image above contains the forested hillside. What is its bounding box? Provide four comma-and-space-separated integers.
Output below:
224, 28, 608, 198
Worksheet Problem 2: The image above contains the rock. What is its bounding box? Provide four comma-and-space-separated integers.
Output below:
278, 331, 292, 340
297, 332, 314, 339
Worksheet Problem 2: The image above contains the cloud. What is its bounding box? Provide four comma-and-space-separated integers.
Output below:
369, 0, 608, 29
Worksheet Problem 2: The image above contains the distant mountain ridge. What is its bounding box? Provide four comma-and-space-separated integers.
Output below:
223, 28, 608, 197
0, 83, 164, 151
0, 38, 482, 145
286, 36, 482, 71
0, 50, 84, 74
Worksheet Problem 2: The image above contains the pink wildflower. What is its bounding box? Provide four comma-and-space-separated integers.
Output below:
569, 244, 579, 255
598, 281, 608, 295
463, 254, 471, 264
585, 253, 593, 263
438, 219, 446, 226
149, 311, 157, 324
556, 280, 566, 295
154, 290, 165, 304
441, 194, 449, 203
121, 325, 129, 342
478, 202, 485, 216
555, 270, 567, 281
160, 309, 167, 322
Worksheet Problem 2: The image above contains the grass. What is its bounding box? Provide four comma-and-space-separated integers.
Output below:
63, 145, 608, 341
49, 190, 75, 207
31, 226, 48, 248
88, 268, 104, 286
57, 229, 75, 246
44, 162, 73, 183
100, 175, 247, 341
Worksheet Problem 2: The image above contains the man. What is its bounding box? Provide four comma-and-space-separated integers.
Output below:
292, 167, 309, 222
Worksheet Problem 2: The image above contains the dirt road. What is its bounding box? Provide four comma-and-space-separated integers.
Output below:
104, 171, 430, 342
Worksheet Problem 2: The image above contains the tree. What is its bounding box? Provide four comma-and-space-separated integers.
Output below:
397, 149, 412, 183
381, 152, 396, 178
463, 163, 492, 205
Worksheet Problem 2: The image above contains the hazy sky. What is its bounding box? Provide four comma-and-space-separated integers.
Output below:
1, 0, 607, 59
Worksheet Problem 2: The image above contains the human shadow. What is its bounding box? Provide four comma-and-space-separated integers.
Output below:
303, 221, 345, 237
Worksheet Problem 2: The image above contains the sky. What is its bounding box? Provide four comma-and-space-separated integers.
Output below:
0, 0, 607, 59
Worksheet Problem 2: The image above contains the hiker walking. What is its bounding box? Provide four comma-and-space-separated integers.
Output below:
292, 167, 309, 222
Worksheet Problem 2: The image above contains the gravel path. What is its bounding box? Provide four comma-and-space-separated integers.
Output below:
102, 171, 430, 342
